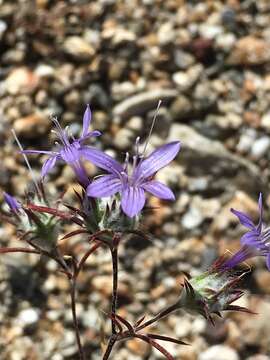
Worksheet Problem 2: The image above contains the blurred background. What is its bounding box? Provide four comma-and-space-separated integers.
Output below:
0, 0, 270, 359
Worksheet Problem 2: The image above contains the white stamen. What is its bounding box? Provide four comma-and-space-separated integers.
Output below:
11, 129, 41, 198
141, 99, 162, 158
132, 155, 137, 175
123, 152, 129, 174
135, 137, 140, 157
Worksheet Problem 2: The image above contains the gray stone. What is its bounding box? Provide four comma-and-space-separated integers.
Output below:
236, 129, 257, 153
18, 308, 40, 326
174, 49, 195, 70
63, 36, 94, 61
172, 65, 203, 91
261, 112, 270, 130
126, 116, 143, 132
170, 96, 193, 121
199, 345, 239, 360
167, 124, 265, 193
113, 128, 135, 150
113, 89, 178, 120
181, 205, 203, 229
216, 33, 236, 52
199, 24, 223, 39
240, 301, 270, 349
250, 136, 270, 158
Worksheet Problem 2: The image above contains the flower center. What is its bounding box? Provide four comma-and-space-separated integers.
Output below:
60, 143, 80, 164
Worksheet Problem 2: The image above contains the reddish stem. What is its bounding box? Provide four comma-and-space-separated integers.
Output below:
70, 278, 85, 360
102, 335, 118, 360
68, 241, 101, 359
110, 244, 119, 334
0, 247, 40, 255
76, 241, 101, 276
136, 302, 179, 332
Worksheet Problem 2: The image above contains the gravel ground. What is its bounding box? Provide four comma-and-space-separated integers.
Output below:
0, 1, 270, 359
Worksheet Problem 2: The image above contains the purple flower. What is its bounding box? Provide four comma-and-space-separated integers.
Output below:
230, 193, 270, 270
221, 245, 256, 271
87, 141, 181, 217
3, 192, 21, 214
23, 105, 101, 186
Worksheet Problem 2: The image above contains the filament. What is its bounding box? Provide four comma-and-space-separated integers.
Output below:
141, 99, 162, 158
11, 129, 42, 199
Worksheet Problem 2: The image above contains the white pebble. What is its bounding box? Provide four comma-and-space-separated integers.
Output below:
251, 136, 270, 158
199, 345, 239, 360
18, 308, 39, 326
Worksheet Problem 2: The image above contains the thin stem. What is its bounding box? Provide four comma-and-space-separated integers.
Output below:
0, 247, 40, 255
102, 234, 121, 359
136, 302, 179, 332
110, 245, 118, 334
76, 241, 101, 276
70, 278, 85, 360
102, 335, 118, 360
67, 242, 101, 360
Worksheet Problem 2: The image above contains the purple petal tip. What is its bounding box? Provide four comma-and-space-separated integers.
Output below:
3, 192, 21, 213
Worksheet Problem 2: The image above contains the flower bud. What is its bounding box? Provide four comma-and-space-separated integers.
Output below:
94, 196, 138, 233
3, 191, 58, 253
178, 256, 252, 324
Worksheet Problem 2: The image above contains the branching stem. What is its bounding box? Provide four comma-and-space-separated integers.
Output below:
136, 302, 180, 332
102, 335, 118, 360
70, 277, 85, 360
110, 244, 119, 334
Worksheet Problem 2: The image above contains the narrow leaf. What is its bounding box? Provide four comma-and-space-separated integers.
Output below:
26, 203, 84, 226
60, 229, 89, 241
224, 305, 256, 314
115, 314, 134, 333
0, 247, 40, 255
135, 315, 146, 327
135, 334, 174, 360
146, 333, 189, 346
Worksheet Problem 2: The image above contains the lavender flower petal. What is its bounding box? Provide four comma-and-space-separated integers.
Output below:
80, 147, 123, 175
232, 193, 270, 271
60, 145, 80, 163
121, 186, 145, 217
71, 161, 90, 186
231, 208, 255, 230
41, 155, 59, 178
82, 104, 92, 138
142, 180, 175, 200
222, 245, 257, 270
87, 175, 122, 197
240, 231, 260, 246
3, 192, 21, 213
135, 141, 180, 179
80, 130, 101, 142
22, 105, 102, 186
256, 192, 263, 232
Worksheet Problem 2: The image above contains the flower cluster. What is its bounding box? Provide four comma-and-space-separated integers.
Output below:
1, 104, 269, 360
23, 105, 181, 219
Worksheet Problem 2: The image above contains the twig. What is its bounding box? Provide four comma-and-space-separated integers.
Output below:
0, 247, 40, 255
110, 243, 119, 334
76, 241, 102, 276
102, 335, 118, 360
70, 277, 85, 360
136, 302, 179, 332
